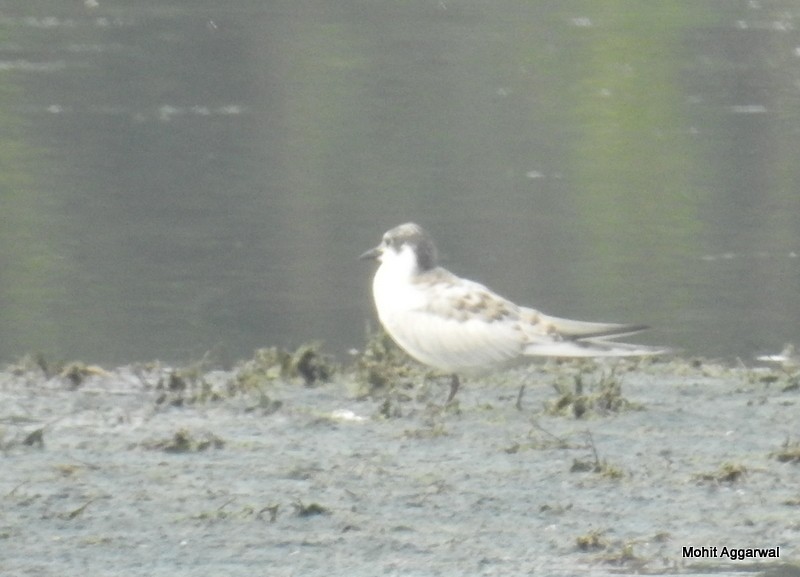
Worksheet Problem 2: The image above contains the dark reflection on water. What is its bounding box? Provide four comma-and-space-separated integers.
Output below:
2, 1, 800, 364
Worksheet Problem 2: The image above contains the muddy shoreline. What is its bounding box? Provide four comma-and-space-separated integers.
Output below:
1, 348, 799, 576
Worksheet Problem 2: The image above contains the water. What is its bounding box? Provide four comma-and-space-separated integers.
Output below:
3, 0, 800, 365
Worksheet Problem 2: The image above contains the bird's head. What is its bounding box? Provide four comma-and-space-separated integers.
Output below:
359, 222, 438, 273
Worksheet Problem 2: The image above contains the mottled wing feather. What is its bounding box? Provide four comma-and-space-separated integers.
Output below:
388, 268, 666, 367
396, 269, 525, 371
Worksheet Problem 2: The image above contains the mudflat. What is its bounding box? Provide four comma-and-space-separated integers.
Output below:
1, 347, 799, 577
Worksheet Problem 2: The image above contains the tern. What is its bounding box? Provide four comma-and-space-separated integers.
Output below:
360, 222, 668, 402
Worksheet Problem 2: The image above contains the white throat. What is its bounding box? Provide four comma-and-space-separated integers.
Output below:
378, 244, 420, 280
372, 244, 426, 322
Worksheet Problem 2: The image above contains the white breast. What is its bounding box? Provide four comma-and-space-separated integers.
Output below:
372, 249, 427, 330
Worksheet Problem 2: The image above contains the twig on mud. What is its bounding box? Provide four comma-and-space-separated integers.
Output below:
528, 419, 570, 449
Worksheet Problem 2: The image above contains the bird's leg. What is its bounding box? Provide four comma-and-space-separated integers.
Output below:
516, 366, 536, 410
446, 374, 460, 404
515, 384, 526, 411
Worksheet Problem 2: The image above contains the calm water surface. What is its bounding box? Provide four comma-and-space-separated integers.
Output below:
3, 0, 800, 365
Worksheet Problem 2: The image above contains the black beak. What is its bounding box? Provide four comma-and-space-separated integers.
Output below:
359, 245, 381, 261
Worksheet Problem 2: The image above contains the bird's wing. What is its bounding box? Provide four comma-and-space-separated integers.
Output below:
395, 269, 668, 365
522, 308, 647, 340
391, 270, 526, 371
518, 307, 668, 357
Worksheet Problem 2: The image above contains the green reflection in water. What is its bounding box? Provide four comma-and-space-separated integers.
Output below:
555, 5, 716, 311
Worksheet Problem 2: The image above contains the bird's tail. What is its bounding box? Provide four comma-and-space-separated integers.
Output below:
519, 308, 670, 358
535, 311, 648, 340
523, 338, 669, 358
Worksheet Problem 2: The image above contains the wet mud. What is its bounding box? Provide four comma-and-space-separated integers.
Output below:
1, 346, 799, 576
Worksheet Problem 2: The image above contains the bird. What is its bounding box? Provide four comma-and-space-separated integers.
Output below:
756, 344, 798, 370
360, 222, 669, 402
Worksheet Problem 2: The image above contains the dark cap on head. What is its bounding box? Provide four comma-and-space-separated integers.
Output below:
385, 223, 437, 271
359, 222, 438, 271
